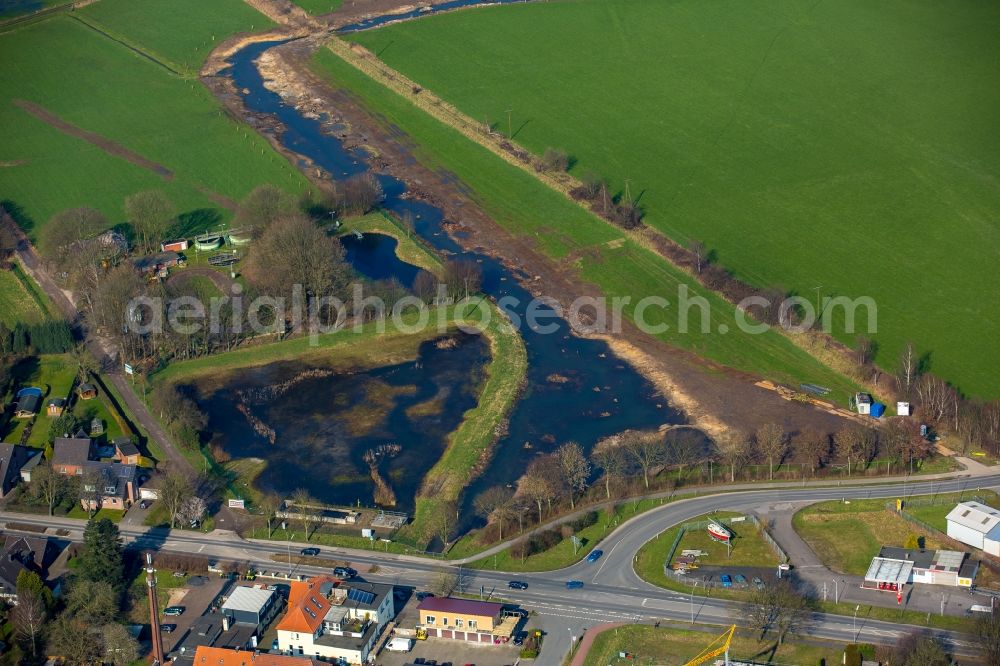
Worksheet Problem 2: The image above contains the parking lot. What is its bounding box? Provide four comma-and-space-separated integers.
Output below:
672, 564, 780, 592
377, 638, 520, 666
160, 575, 228, 653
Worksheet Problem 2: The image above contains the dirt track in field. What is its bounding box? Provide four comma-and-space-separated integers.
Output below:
13, 98, 175, 180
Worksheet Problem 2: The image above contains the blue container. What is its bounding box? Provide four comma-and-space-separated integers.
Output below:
871, 403, 886, 418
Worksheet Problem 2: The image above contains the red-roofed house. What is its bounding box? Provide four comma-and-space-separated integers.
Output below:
275, 576, 395, 664
192, 645, 320, 666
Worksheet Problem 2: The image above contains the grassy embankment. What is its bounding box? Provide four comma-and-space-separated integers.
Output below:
582, 624, 843, 666
0, 262, 48, 326
0, 11, 306, 237
309, 45, 862, 405
347, 0, 1000, 398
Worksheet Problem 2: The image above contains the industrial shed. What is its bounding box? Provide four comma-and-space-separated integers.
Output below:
946, 501, 1000, 556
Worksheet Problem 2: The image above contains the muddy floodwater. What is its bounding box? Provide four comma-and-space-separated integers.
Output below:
185, 332, 488, 510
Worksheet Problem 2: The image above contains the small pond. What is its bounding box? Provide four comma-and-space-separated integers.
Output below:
184, 332, 489, 510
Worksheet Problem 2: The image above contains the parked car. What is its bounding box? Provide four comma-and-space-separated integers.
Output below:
416, 591, 434, 601
507, 581, 528, 590
565, 580, 584, 589
586, 549, 604, 563
719, 575, 732, 588
163, 606, 185, 616
752, 576, 765, 590
513, 632, 525, 646
734, 574, 747, 586
160, 624, 176, 633
300, 547, 320, 556
139, 500, 149, 509
271, 639, 279, 651
332, 566, 357, 579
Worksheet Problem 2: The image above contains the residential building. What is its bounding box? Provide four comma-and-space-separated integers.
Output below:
192, 646, 320, 666
80, 461, 137, 510
52, 437, 94, 476
113, 437, 142, 465
864, 546, 978, 591
19, 449, 43, 483
222, 586, 280, 633
946, 501, 1000, 556
416, 597, 517, 643
276, 576, 395, 664
0, 535, 59, 602
0, 443, 33, 498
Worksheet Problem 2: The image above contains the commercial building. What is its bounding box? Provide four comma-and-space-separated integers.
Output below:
416, 597, 518, 644
864, 546, 977, 591
946, 501, 1000, 556
222, 586, 280, 633
275, 576, 395, 665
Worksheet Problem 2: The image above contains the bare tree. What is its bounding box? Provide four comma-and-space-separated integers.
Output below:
31, 462, 66, 516
443, 259, 482, 300
977, 611, 1000, 666
689, 240, 707, 274
38, 207, 107, 263
518, 460, 557, 519
834, 425, 877, 476
474, 486, 514, 541
124, 190, 175, 254
555, 442, 590, 509
592, 440, 630, 498
714, 431, 753, 482
541, 148, 569, 172
258, 494, 281, 539
747, 578, 813, 646
291, 488, 317, 540
12, 588, 45, 657
340, 173, 384, 216
179, 496, 207, 526
755, 423, 787, 481
663, 429, 706, 481
243, 214, 350, 300
160, 472, 192, 529
855, 335, 874, 367
798, 430, 830, 475
621, 430, 666, 489
430, 570, 457, 597
426, 501, 457, 547
236, 184, 297, 236
102, 623, 140, 666
897, 341, 920, 399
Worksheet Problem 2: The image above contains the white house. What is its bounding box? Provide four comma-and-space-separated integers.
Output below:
275, 576, 394, 665
946, 501, 1000, 556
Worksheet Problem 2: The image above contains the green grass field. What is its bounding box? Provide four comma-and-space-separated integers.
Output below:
0, 15, 308, 237
290, 0, 342, 16
582, 624, 841, 666
79, 0, 273, 75
348, 0, 1000, 397
0, 265, 46, 326
310, 48, 861, 404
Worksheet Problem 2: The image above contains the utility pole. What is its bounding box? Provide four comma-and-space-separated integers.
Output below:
505, 108, 513, 139
689, 581, 698, 623
853, 604, 860, 641
813, 285, 823, 320
146, 553, 165, 666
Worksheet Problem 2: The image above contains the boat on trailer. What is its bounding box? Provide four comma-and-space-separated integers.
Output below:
707, 522, 733, 543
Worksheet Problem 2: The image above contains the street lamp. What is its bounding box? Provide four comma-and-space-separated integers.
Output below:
853, 604, 860, 641
690, 581, 698, 623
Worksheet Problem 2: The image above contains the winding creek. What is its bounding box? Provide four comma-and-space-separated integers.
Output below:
222, 30, 683, 522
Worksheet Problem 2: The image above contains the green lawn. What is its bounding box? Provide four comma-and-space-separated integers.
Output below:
671, 515, 779, 568
78, 0, 273, 75
903, 491, 1000, 533
582, 624, 842, 666
309, 47, 861, 405
790, 496, 976, 575
0, 265, 45, 326
0, 15, 308, 237
290, 0, 342, 16
347, 0, 1000, 398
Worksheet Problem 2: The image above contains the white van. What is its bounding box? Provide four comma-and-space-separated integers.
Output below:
386, 637, 414, 653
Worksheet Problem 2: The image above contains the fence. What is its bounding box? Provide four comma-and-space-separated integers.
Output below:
662, 514, 788, 576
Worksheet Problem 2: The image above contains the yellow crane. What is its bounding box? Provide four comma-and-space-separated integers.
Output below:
683, 625, 736, 666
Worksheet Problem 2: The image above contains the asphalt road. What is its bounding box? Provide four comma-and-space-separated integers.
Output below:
7, 474, 998, 663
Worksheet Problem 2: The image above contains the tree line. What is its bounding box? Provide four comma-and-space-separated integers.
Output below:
0, 320, 74, 356
457, 420, 934, 550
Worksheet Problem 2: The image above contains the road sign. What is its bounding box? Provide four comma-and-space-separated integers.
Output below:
228, 499, 245, 509
124, 363, 134, 375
